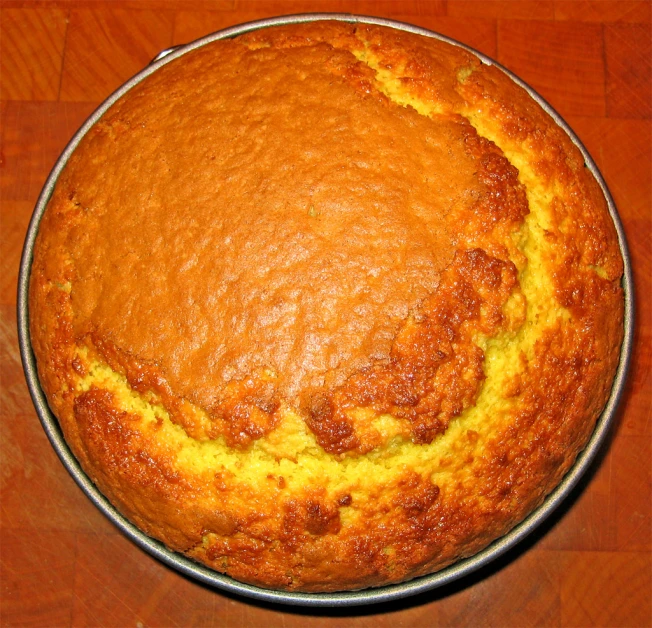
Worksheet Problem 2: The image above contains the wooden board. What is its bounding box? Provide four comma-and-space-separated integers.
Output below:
1, 1, 650, 626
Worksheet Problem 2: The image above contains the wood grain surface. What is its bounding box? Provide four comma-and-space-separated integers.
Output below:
1, 1, 650, 626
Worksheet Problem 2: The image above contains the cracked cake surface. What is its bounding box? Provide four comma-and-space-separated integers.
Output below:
29, 21, 624, 591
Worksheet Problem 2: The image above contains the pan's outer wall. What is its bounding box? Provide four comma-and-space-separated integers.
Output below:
17, 13, 634, 607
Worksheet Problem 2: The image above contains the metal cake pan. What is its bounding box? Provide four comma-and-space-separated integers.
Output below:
17, 13, 634, 607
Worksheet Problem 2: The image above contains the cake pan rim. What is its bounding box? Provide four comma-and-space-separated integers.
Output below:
17, 12, 635, 608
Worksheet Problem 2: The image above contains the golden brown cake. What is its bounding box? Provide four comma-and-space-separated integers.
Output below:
29, 21, 624, 592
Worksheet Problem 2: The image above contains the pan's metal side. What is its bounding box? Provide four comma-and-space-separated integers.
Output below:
17, 13, 634, 608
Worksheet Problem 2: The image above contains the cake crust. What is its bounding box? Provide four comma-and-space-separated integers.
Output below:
29, 21, 624, 592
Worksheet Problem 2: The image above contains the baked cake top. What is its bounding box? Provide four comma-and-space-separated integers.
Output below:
28, 21, 624, 591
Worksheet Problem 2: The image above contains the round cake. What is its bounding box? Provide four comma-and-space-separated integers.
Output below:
28, 21, 624, 592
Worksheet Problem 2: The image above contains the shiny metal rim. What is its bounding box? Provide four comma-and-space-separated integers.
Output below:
17, 13, 635, 607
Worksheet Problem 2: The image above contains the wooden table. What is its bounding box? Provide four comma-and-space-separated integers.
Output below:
1, 1, 650, 626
